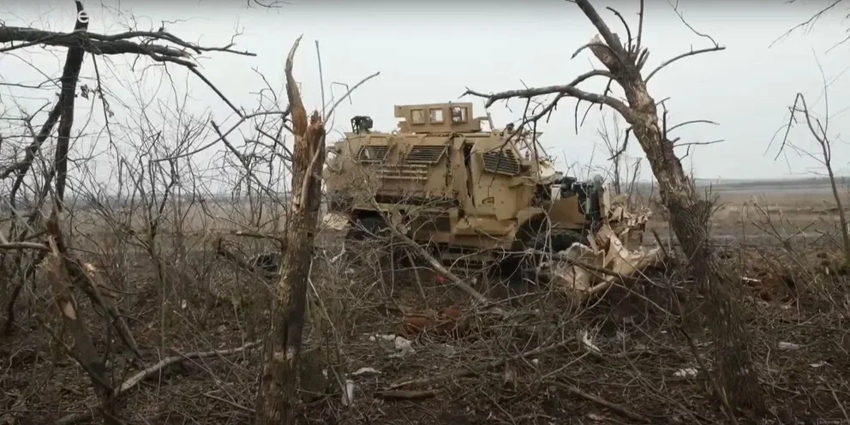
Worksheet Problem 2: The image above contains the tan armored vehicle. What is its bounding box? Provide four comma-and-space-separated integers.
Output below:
323, 102, 607, 271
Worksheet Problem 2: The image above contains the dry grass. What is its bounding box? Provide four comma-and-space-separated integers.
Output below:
1, 183, 849, 424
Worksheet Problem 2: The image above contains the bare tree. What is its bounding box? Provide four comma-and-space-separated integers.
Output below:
597, 111, 629, 195
254, 36, 326, 424
772, 6, 850, 266
465, 0, 765, 412
774, 65, 850, 265
0, 3, 259, 423
0, 0, 252, 310
772, 0, 850, 52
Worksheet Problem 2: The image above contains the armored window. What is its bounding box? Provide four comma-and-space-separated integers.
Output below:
411, 109, 425, 124
356, 145, 390, 163
429, 108, 444, 124
451, 106, 467, 123
405, 146, 447, 164
482, 149, 521, 176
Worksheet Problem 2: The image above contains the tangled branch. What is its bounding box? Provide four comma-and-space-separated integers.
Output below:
0, 9, 255, 116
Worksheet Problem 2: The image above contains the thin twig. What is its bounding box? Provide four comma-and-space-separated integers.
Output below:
666, 119, 719, 133
324, 71, 381, 121
156, 111, 288, 162
55, 340, 261, 425
645, 47, 726, 82
550, 381, 651, 423
387, 340, 568, 390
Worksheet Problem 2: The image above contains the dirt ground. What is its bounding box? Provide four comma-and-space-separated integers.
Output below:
1, 180, 849, 425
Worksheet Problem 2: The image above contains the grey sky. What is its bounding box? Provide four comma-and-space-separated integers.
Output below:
1, 0, 849, 190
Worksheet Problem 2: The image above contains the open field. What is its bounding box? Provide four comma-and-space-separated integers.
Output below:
1, 178, 849, 425
643, 178, 848, 248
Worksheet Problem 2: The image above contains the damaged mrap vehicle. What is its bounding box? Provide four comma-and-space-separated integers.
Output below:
322, 102, 651, 283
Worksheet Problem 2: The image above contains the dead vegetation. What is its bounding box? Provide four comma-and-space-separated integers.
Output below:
1, 1, 849, 425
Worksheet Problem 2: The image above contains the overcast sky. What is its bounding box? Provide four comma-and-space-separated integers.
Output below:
1, 0, 849, 191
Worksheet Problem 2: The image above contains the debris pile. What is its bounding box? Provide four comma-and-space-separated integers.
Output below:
548, 187, 661, 302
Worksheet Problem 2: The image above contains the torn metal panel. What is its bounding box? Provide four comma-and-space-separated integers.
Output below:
550, 185, 659, 302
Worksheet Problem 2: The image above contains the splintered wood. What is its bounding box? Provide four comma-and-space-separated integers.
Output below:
549, 187, 661, 302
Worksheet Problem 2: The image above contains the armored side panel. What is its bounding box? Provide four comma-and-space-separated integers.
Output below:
324, 102, 595, 260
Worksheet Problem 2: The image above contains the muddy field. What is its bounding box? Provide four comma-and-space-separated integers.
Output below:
1, 179, 848, 425
649, 178, 847, 246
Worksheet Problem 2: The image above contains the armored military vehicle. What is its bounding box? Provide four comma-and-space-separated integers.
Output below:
323, 102, 606, 272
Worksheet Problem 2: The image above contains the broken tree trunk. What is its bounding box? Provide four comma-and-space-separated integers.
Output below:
254, 36, 326, 425
573, 1, 764, 412
43, 219, 117, 424
2, 0, 85, 337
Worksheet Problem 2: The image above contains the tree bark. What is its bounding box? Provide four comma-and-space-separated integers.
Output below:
826, 161, 850, 266
575, 0, 765, 413
607, 64, 765, 414
467, 4, 764, 405
54, 0, 88, 207
254, 36, 326, 425
0, 26, 189, 59
43, 218, 117, 424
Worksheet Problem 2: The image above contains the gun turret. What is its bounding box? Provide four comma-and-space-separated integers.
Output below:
351, 115, 374, 134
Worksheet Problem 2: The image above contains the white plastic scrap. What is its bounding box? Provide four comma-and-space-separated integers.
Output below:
341, 378, 355, 406
392, 336, 416, 357
352, 367, 381, 376
674, 368, 698, 378
330, 245, 346, 264
369, 333, 416, 357
778, 341, 801, 351
579, 330, 601, 352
